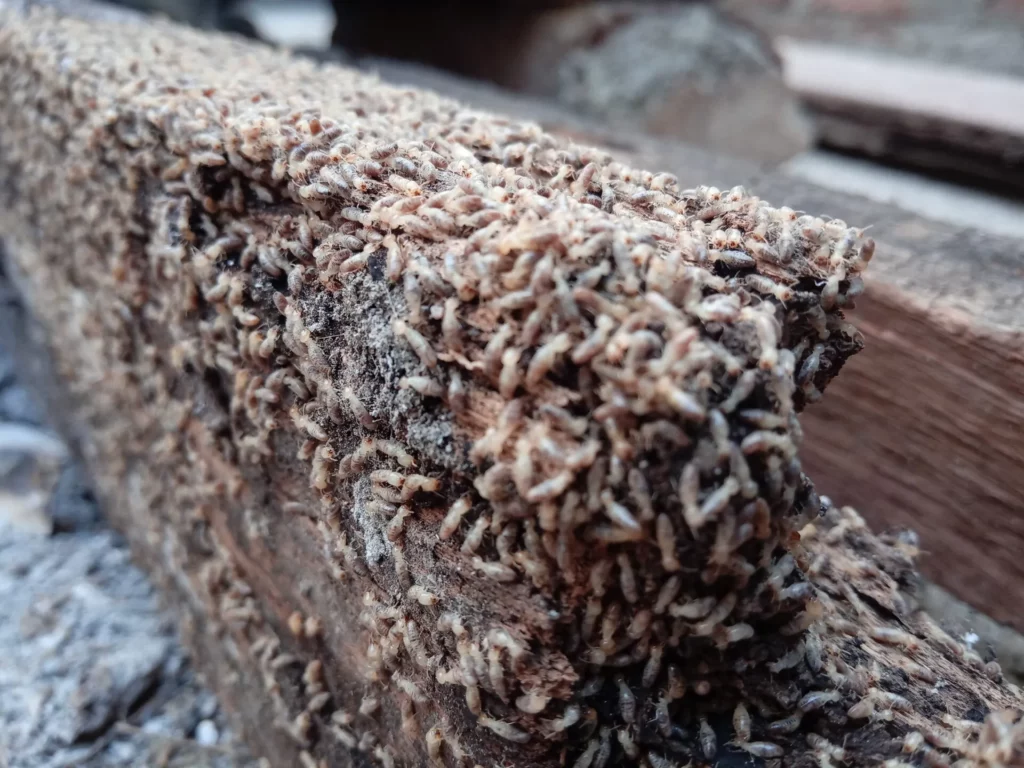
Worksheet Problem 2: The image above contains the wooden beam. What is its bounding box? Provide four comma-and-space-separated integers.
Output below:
7, 5, 1024, 768
777, 38, 1024, 138
0, 5, 863, 766
367, 59, 1024, 633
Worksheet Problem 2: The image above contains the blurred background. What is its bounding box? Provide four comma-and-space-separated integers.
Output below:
106, 0, 1024, 219
2, 1, 1023, 766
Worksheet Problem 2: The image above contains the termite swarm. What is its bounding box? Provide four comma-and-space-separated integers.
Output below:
19, 12, 1012, 768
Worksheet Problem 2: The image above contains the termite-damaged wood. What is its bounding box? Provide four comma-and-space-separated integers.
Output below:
358, 56, 762, 193
366, 56, 1024, 636
745, 175, 1024, 636
1, 5, 1022, 768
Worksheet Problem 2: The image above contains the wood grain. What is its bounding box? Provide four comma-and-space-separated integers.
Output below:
799, 283, 1024, 630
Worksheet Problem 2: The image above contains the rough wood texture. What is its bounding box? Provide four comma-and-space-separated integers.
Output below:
799, 285, 1024, 628
744, 174, 1024, 634
919, 582, 1024, 686
361, 58, 1024, 633
2, 6, 1023, 768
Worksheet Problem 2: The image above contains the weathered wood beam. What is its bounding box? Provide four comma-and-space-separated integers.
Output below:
368, 55, 1024, 634
775, 38, 1024, 191
777, 38, 1024, 138
2, 5, 1022, 768
745, 173, 1024, 634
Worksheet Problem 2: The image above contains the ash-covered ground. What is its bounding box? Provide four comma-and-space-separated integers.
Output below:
0, 348, 256, 768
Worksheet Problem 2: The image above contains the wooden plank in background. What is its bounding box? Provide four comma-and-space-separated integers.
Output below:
777, 38, 1024, 137
775, 38, 1024, 191
798, 285, 1024, 627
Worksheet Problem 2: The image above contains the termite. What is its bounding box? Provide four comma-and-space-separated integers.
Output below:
741, 741, 784, 758
732, 703, 751, 744
698, 716, 717, 760
440, 497, 472, 541
393, 319, 437, 368
471, 556, 517, 582
478, 715, 530, 744
400, 375, 444, 398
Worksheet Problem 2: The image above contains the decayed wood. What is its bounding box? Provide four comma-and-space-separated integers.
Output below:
919, 582, 1024, 686
363, 56, 1024, 632
2, 5, 1023, 768
745, 173, 1024, 634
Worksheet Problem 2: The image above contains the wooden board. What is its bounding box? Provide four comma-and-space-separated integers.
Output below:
0, 6, 867, 766
775, 38, 1024, 191
777, 38, 1024, 137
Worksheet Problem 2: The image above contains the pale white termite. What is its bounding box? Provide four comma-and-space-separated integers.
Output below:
439, 497, 472, 541
392, 319, 437, 368
698, 716, 717, 760
400, 376, 444, 398
732, 703, 752, 744
477, 715, 530, 744
742, 741, 785, 758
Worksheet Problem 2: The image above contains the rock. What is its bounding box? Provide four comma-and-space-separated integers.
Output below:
195, 719, 219, 746
48, 462, 102, 532
516, 3, 813, 164
0, 376, 42, 423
